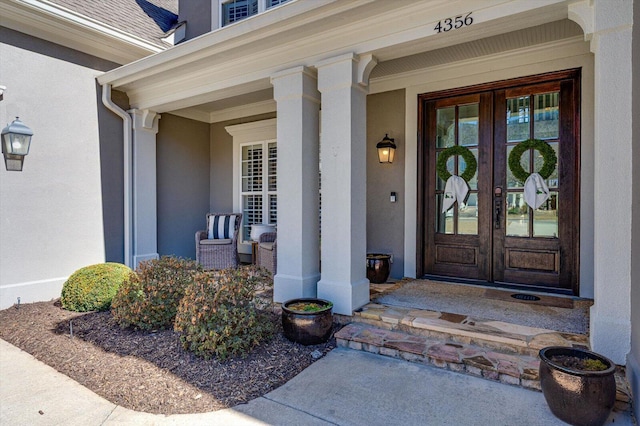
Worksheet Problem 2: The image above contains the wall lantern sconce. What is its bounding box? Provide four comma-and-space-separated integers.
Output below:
376, 134, 396, 163
2, 117, 34, 171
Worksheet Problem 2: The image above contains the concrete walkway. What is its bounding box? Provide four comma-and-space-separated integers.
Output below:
0, 339, 635, 425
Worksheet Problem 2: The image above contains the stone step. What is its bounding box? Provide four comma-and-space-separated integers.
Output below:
335, 322, 543, 390
350, 302, 589, 358
335, 310, 631, 410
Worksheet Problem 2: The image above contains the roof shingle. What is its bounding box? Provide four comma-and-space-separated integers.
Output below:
48, 0, 178, 48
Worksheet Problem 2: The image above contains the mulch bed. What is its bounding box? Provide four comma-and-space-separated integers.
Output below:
0, 300, 336, 415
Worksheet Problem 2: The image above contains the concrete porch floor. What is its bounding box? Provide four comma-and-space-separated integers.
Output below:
334, 279, 633, 413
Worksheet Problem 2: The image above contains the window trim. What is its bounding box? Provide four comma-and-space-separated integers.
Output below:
226, 119, 277, 254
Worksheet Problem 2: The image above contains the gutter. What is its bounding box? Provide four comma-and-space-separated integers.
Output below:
101, 84, 133, 268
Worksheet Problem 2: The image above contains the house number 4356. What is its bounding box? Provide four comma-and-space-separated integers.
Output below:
434, 12, 473, 33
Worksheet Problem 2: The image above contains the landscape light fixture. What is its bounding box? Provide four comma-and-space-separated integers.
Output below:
2, 117, 33, 171
376, 133, 396, 163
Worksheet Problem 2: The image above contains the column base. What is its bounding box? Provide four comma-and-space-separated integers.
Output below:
317, 278, 369, 316
274, 273, 320, 303
133, 253, 159, 267
590, 312, 631, 364
627, 351, 640, 420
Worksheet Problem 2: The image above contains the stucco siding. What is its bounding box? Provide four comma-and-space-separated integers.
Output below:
178, 1, 212, 42
209, 113, 276, 213
209, 122, 235, 213
0, 29, 121, 309
97, 87, 128, 264
367, 89, 406, 279
629, 0, 640, 416
156, 113, 210, 259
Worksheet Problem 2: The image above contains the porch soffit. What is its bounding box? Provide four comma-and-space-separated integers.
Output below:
371, 19, 583, 80
97, 0, 572, 119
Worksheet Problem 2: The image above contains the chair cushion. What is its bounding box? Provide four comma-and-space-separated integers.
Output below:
259, 242, 275, 251
200, 238, 232, 245
207, 214, 237, 239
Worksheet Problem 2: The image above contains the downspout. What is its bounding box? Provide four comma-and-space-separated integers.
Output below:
101, 83, 133, 268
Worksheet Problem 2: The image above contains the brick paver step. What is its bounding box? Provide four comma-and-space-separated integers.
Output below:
335, 322, 632, 408
335, 322, 542, 390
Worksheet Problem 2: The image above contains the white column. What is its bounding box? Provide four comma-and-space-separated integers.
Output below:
130, 109, 160, 266
270, 66, 321, 301
569, 0, 633, 364
316, 53, 376, 315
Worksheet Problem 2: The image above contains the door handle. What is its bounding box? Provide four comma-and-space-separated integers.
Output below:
494, 187, 502, 229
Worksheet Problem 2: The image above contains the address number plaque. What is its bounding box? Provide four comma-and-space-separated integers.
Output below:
434, 12, 473, 33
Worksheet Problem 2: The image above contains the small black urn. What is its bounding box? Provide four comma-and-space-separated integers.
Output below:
366, 253, 391, 284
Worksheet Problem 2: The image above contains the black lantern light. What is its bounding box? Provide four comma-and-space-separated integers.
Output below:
376, 134, 396, 164
2, 117, 33, 171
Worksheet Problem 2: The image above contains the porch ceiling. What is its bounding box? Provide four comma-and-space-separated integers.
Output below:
97, 0, 576, 123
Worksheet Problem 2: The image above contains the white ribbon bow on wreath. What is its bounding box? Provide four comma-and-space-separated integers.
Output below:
441, 175, 469, 213
523, 173, 550, 210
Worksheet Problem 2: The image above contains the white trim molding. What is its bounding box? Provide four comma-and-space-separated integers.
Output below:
226, 118, 277, 254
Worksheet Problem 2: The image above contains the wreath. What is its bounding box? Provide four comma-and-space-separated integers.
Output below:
508, 138, 557, 184
436, 145, 477, 183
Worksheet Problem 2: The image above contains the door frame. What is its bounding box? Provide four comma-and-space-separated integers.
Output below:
416, 68, 581, 294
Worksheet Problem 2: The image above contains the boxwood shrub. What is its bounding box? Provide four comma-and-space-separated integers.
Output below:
174, 266, 274, 360
60, 263, 132, 312
111, 256, 201, 330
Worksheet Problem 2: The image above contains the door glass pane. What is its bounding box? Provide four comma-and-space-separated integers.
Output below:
436, 107, 455, 148
534, 93, 559, 140
463, 148, 478, 191
506, 192, 529, 236
436, 194, 454, 234
506, 145, 528, 189
507, 97, 530, 142
534, 192, 558, 237
459, 193, 478, 235
459, 104, 478, 146
540, 142, 559, 187
436, 151, 455, 190
531, 143, 559, 185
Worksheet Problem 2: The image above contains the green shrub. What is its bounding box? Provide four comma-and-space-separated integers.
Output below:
60, 263, 132, 312
174, 266, 275, 360
111, 256, 201, 330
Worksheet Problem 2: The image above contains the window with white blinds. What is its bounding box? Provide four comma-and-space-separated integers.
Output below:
220, 0, 291, 27
240, 141, 277, 242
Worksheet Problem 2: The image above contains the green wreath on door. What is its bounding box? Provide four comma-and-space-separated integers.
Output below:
436, 145, 477, 183
508, 138, 557, 184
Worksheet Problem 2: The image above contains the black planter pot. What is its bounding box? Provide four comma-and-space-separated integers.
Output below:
281, 298, 333, 345
367, 253, 391, 284
539, 346, 616, 426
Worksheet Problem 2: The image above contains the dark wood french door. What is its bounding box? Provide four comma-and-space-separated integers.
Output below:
417, 69, 580, 294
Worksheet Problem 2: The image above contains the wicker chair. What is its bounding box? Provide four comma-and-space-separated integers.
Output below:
257, 231, 277, 274
195, 213, 242, 270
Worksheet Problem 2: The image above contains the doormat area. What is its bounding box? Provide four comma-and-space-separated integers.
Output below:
374, 280, 589, 334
